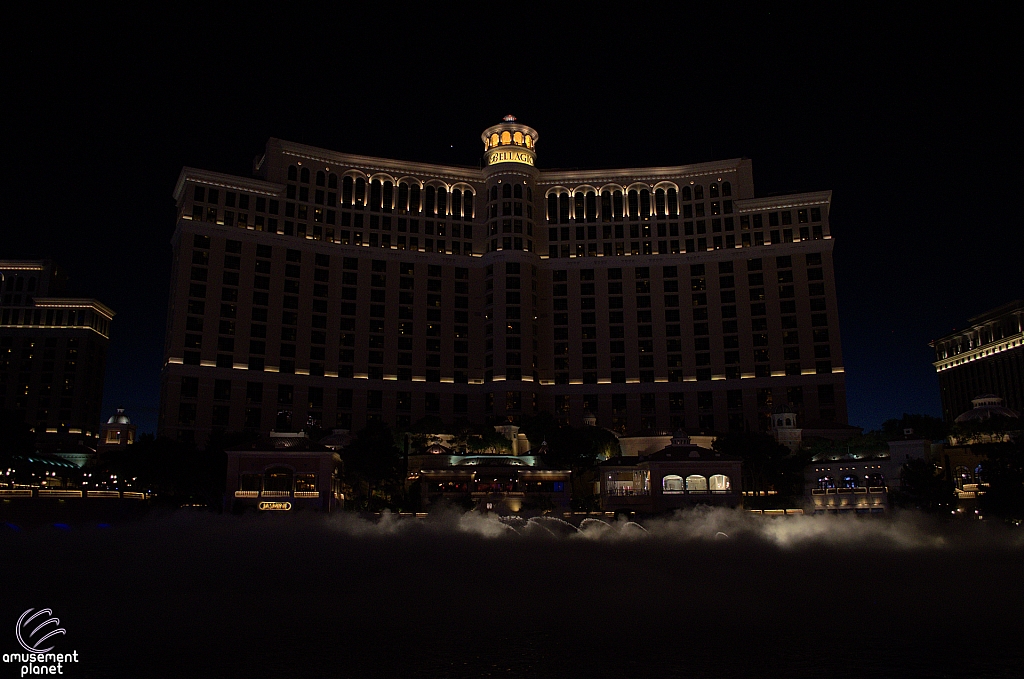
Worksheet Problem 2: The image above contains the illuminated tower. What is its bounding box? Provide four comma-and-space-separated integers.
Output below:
480, 116, 542, 415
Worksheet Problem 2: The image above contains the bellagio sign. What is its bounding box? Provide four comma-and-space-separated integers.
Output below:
487, 149, 534, 166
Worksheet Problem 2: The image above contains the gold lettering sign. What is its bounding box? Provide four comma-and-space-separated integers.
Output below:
487, 149, 535, 166
258, 501, 292, 511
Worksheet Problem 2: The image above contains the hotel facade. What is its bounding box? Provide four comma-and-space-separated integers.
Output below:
930, 300, 1023, 423
1, 260, 114, 446
158, 117, 846, 444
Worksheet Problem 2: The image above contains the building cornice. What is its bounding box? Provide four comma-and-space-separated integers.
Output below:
932, 332, 1024, 372
536, 159, 747, 185
173, 168, 282, 202
0, 261, 47, 271
269, 139, 483, 184
735, 191, 832, 212
32, 298, 116, 319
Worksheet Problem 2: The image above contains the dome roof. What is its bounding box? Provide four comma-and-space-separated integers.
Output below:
107, 408, 130, 424
954, 395, 1020, 423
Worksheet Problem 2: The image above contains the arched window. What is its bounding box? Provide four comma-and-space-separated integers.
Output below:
639, 189, 651, 218
513, 131, 524, 145
818, 475, 835, 490
694, 184, 704, 200
585, 192, 597, 222
601, 191, 612, 221
240, 473, 261, 492
685, 475, 708, 492
300, 167, 310, 183
354, 177, 365, 205
527, 187, 533, 202
667, 188, 678, 217
369, 179, 382, 211
490, 133, 499, 148
574, 193, 585, 221
613, 190, 624, 219
294, 473, 316, 493
397, 183, 409, 211
722, 181, 731, 196
328, 173, 338, 189
709, 474, 731, 492
264, 466, 293, 492
451, 189, 462, 219
710, 183, 720, 198
681, 186, 692, 201
288, 165, 298, 181
503, 184, 512, 199
424, 186, 436, 214
490, 185, 498, 201
463, 191, 474, 220
342, 176, 353, 205
513, 184, 522, 199
501, 131, 511, 144
437, 187, 447, 216
547, 194, 558, 222
662, 475, 684, 493
627, 190, 639, 218
316, 171, 326, 187
655, 189, 666, 217
840, 475, 860, 489
409, 185, 421, 213
864, 473, 884, 488
382, 181, 393, 213
558, 194, 570, 224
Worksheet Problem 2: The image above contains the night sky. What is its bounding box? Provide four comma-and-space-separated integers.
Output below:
4, 7, 1021, 435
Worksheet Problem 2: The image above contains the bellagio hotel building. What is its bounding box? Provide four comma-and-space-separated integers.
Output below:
159, 116, 846, 444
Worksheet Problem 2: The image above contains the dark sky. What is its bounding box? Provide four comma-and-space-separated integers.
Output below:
3, 6, 1021, 434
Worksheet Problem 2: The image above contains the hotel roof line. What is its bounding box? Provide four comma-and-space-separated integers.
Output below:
174, 168, 282, 202
735, 191, 833, 211
177, 139, 828, 209
267, 138, 484, 183
535, 158, 749, 184
32, 298, 116, 319
274, 138, 759, 186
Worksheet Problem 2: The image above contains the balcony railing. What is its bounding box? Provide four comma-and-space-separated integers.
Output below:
813, 486, 888, 495
0, 489, 147, 500
662, 489, 733, 495
233, 490, 321, 499
605, 488, 650, 497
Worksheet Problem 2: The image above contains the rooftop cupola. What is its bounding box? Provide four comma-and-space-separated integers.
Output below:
481, 115, 538, 169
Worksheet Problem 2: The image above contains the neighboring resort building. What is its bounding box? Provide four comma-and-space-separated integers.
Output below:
159, 117, 847, 446
930, 300, 1023, 423
942, 395, 1020, 507
804, 439, 930, 515
0, 260, 114, 447
225, 431, 343, 513
98, 408, 137, 454
599, 430, 742, 513
409, 441, 571, 514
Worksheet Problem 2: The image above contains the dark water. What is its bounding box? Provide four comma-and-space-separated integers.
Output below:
3, 510, 1022, 678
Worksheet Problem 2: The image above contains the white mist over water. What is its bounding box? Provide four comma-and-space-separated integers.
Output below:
3, 509, 1022, 678
319, 506, 1024, 551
